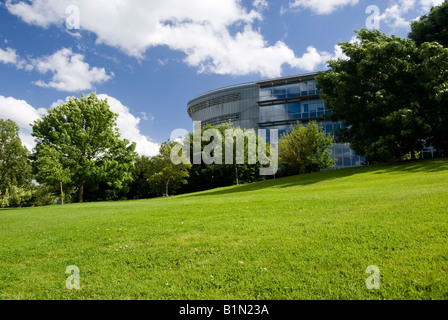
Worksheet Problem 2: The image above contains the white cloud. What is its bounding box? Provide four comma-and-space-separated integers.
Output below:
286, 0, 360, 15
419, 0, 445, 12
0, 94, 159, 156
0, 46, 113, 92
5, 0, 331, 77
293, 46, 333, 71
378, 0, 445, 30
0, 47, 19, 65
0, 95, 47, 151
97, 94, 160, 157
30, 48, 113, 92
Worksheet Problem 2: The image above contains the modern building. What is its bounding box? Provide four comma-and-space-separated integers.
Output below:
187, 72, 365, 168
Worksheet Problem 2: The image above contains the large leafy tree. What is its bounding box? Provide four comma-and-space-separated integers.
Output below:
278, 121, 334, 176
32, 93, 137, 203
0, 119, 33, 207
409, 1, 448, 47
316, 29, 447, 162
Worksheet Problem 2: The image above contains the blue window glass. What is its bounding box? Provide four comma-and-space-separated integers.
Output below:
288, 102, 301, 114
289, 113, 302, 120
303, 104, 309, 112
260, 88, 272, 101
273, 86, 287, 99
344, 157, 351, 166
286, 84, 300, 98
336, 157, 343, 166
334, 123, 341, 131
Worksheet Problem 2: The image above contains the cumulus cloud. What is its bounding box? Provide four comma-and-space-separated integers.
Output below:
0, 47, 19, 65
0, 46, 113, 92
30, 48, 113, 92
0, 95, 47, 151
0, 94, 160, 156
378, 0, 445, 30
5, 0, 331, 77
286, 0, 360, 15
96, 94, 160, 157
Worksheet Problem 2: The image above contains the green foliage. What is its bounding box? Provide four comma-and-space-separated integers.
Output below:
0, 119, 34, 208
409, 1, 448, 47
0, 185, 34, 208
29, 185, 57, 207
316, 29, 448, 162
32, 93, 138, 203
127, 156, 161, 199
183, 123, 268, 193
147, 141, 192, 197
278, 121, 334, 176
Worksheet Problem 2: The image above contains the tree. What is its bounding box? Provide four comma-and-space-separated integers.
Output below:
278, 121, 334, 176
409, 1, 448, 47
0, 119, 33, 208
316, 29, 443, 162
417, 41, 448, 153
32, 93, 137, 203
147, 141, 191, 197
33, 144, 71, 205
182, 123, 270, 193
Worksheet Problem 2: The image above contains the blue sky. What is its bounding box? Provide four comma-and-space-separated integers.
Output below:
0, 0, 444, 156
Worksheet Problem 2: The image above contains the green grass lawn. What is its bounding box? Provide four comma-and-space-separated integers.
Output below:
1, 159, 448, 300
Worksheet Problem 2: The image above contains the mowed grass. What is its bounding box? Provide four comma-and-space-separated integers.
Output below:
1, 159, 448, 300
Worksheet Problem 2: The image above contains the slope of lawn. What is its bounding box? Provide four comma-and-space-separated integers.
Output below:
1, 159, 447, 300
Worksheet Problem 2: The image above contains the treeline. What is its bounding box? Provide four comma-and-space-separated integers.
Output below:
0, 95, 334, 208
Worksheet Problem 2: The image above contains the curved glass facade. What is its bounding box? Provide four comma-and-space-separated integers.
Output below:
187, 73, 365, 168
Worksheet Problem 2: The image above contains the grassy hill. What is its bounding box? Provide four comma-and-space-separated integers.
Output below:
1, 159, 447, 300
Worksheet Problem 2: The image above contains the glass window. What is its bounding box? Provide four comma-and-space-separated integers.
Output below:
286, 84, 301, 98
273, 86, 287, 99
334, 123, 341, 131
317, 101, 324, 111
289, 113, 302, 120
308, 81, 316, 95
260, 88, 273, 101
344, 157, 351, 166
336, 157, 343, 166
288, 102, 301, 114
303, 104, 309, 112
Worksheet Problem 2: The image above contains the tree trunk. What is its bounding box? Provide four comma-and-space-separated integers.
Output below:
165, 177, 171, 197
60, 181, 64, 206
78, 181, 84, 203
235, 165, 239, 186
